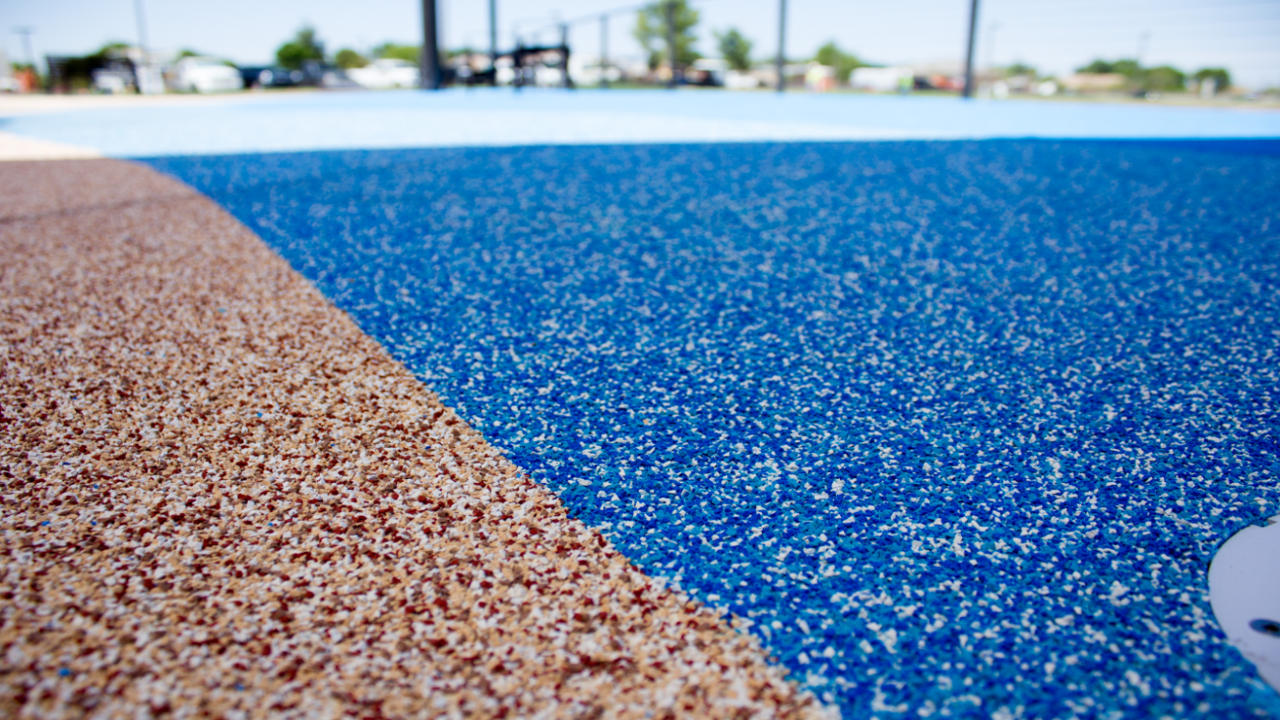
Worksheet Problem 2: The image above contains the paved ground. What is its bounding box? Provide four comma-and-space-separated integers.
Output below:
2, 91, 1279, 718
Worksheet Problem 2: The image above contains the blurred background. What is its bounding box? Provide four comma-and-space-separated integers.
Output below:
1, 0, 1277, 103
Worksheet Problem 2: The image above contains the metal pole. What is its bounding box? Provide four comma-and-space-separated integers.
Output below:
489, 0, 497, 66
775, 0, 787, 92
513, 37, 523, 91
133, 0, 153, 94
133, 0, 149, 56
985, 21, 997, 80
665, 1, 677, 89
13, 27, 34, 68
962, 0, 979, 98
600, 14, 609, 88
12, 27, 37, 90
560, 23, 571, 88
12, 27, 36, 90
421, 0, 442, 89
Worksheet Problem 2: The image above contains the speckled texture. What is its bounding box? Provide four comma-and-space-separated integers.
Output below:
0, 159, 827, 719
148, 140, 1280, 718
0, 158, 191, 221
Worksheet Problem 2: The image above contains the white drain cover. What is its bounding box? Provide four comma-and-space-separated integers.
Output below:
1209, 515, 1280, 691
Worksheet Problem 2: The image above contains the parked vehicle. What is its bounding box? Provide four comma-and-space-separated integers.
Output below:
239, 65, 305, 89
347, 58, 420, 89
174, 57, 243, 93
91, 64, 134, 94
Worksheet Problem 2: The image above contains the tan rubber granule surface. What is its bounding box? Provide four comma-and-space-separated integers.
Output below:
0, 159, 830, 719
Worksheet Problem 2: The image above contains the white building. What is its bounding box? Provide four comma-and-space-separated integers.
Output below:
851, 66, 913, 92
567, 54, 624, 86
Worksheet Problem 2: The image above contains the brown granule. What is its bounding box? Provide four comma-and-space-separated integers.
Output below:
0, 159, 831, 719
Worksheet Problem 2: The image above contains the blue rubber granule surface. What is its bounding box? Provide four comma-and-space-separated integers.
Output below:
145, 140, 1280, 718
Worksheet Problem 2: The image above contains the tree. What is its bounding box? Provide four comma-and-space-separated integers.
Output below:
55, 42, 131, 90
372, 43, 420, 63
334, 48, 368, 69
715, 28, 753, 72
813, 41, 864, 83
276, 26, 325, 70
1141, 65, 1185, 92
634, 0, 700, 72
1077, 58, 1140, 77
1076, 58, 1185, 92
1004, 62, 1036, 78
1194, 67, 1231, 92
1110, 59, 1143, 78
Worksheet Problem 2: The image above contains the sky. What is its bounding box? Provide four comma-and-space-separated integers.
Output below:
3, 0, 1279, 89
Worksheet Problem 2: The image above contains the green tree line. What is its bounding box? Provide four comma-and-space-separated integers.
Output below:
1077, 58, 1231, 93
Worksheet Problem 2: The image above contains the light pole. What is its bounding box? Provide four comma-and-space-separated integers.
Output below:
775, 0, 787, 93
489, 0, 497, 67
985, 21, 998, 80
421, 0, 442, 89
133, 0, 149, 58
665, 0, 677, 89
513, 26, 524, 91
962, 0, 979, 98
12, 27, 36, 91
599, 14, 609, 88
132, 0, 164, 94
560, 22, 571, 88
13, 26, 34, 69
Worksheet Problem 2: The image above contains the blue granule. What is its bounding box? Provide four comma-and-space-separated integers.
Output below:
146, 140, 1280, 718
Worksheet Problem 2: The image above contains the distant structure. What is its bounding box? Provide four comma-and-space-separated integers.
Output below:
851, 66, 913, 93
507, 41, 573, 90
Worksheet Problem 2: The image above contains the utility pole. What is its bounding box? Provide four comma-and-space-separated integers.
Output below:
421, 0, 442, 89
12, 27, 35, 91
1136, 30, 1149, 66
513, 34, 524, 91
133, 0, 149, 57
665, 1, 677, 89
133, 0, 162, 94
962, 0, 979, 98
985, 21, 998, 79
775, 0, 787, 93
489, 0, 497, 67
13, 27, 34, 69
600, 14, 609, 88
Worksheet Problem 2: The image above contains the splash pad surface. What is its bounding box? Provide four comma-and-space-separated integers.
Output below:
145, 138, 1280, 717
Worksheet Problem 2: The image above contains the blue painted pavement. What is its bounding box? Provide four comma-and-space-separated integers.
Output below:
146, 139, 1280, 718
